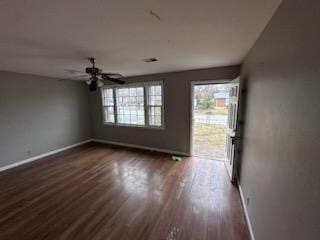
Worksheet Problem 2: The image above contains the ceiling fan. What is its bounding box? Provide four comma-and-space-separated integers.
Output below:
67, 58, 125, 91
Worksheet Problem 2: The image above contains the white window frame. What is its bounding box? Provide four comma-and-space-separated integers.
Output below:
101, 88, 116, 124
101, 81, 164, 129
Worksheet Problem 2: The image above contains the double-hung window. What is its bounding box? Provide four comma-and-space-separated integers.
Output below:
102, 88, 115, 123
147, 84, 162, 127
116, 86, 145, 125
101, 82, 163, 128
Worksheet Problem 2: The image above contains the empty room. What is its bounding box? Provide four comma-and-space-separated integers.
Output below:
0, 0, 319, 240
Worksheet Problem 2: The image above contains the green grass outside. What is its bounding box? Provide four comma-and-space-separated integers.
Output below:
194, 123, 226, 145
193, 123, 227, 159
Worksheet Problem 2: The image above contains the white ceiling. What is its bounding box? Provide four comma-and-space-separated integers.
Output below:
0, 0, 281, 79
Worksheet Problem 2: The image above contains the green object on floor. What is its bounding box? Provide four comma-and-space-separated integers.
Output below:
171, 155, 182, 161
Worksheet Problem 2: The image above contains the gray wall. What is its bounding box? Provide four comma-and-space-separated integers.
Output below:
239, 0, 320, 239
89, 66, 240, 154
0, 71, 91, 167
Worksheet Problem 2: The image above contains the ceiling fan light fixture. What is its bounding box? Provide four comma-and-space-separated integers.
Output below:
68, 58, 125, 91
97, 79, 104, 87
91, 75, 98, 81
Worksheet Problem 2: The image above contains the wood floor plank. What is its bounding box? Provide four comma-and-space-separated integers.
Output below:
0, 143, 250, 240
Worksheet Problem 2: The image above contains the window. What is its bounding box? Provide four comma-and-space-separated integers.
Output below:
147, 84, 162, 126
116, 87, 145, 125
102, 88, 115, 123
102, 82, 163, 128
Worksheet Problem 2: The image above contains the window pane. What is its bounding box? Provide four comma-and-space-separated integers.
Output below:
149, 106, 162, 126
104, 106, 115, 123
137, 87, 143, 96
148, 84, 162, 126
102, 88, 115, 123
116, 87, 145, 125
149, 95, 162, 105
148, 85, 162, 106
103, 88, 114, 105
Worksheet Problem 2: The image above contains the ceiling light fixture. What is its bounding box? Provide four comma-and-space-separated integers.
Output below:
86, 80, 92, 85
97, 79, 104, 87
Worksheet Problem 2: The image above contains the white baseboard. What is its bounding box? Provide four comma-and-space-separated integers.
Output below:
92, 138, 189, 156
238, 184, 255, 240
0, 138, 189, 172
0, 139, 92, 172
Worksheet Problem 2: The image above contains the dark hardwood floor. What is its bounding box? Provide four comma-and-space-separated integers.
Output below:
0, 143, 250, 240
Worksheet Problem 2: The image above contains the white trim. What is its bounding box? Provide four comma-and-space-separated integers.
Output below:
101, 81, 164, 129
0, 139, 92, 172
238, 184, 255, 240
92, 138, 189, 156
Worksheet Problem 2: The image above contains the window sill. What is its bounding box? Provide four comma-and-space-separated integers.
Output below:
103, 122, 165, 130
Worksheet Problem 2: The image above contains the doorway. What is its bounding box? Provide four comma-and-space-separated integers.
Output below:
191, 83, 230, 160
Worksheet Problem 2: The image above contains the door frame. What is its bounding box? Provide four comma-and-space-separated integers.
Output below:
225, 76, 241, 182
190, 79, 231, 156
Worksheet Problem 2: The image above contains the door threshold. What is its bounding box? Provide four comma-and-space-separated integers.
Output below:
192, 154, 225, 162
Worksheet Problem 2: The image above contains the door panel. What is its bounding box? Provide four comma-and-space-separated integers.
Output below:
225, 77, 240, 182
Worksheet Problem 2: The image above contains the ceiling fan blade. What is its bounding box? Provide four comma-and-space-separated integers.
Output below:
64, 69, 86, 74
107, 77, 126, 84
100, 73, 125, 84
74, 74, 89, 79
100, 73, 123, 78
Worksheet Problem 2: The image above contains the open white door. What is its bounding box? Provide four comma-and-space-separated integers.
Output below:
225, 77, 240, 182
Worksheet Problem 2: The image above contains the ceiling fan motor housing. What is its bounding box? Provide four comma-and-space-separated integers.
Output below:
85, 67, 102, 75
89, 80, 97, 91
